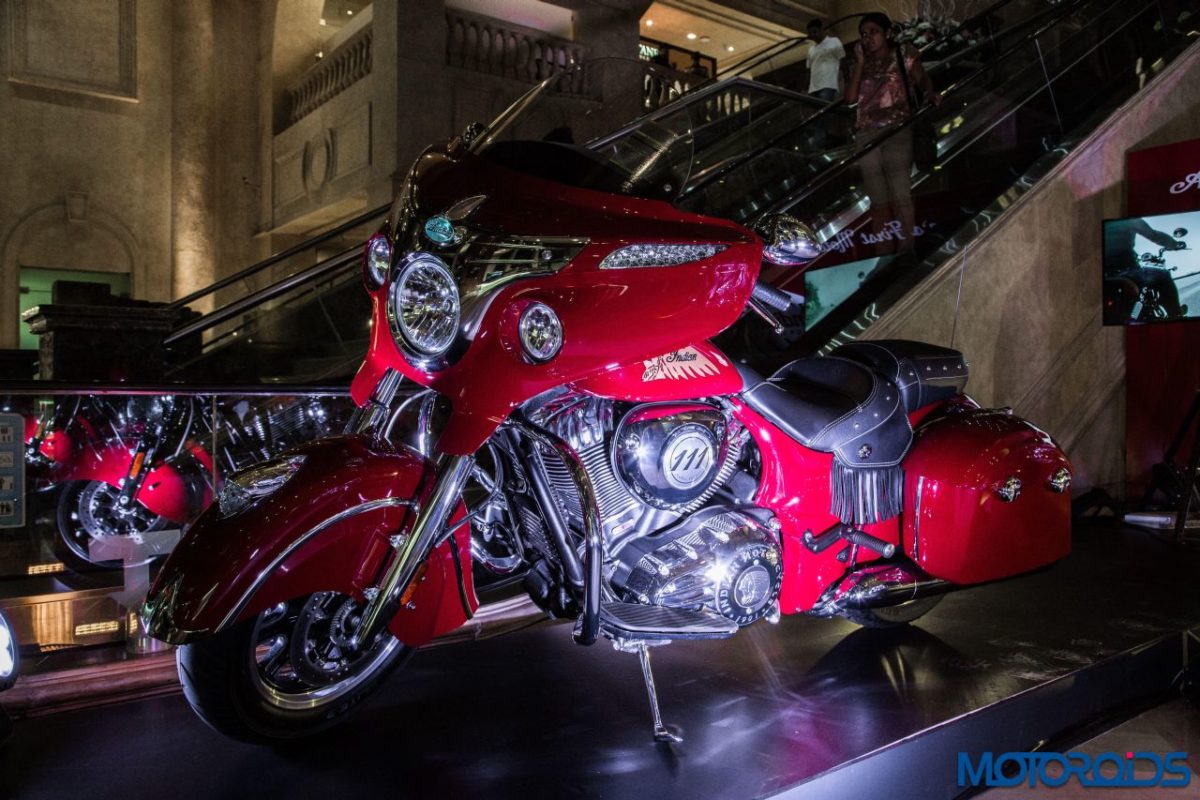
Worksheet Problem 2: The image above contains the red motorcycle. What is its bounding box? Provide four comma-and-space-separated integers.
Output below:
143, 60, 1071, 743
24, 396, 215, 569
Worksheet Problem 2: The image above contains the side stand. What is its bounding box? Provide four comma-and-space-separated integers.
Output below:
634, 642, 682, 744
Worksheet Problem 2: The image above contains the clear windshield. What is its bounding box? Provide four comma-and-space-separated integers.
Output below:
472, 58, 700, 204
472, 57, 837, 214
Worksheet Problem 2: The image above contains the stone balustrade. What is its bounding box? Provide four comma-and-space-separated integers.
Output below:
446, 9, 585, 92
643, 65, 751, 121
287, 24, 373, 127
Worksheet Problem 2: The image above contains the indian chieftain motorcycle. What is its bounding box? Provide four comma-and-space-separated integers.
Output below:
142, 60, 1072, 743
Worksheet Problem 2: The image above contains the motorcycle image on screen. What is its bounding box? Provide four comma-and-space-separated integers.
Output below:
1104, 227, 1191, 323
142, 60, 1072, 744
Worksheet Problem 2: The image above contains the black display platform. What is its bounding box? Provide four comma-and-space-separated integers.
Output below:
1, 525, 1198, 800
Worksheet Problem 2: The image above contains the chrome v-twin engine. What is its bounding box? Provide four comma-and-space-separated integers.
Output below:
608, 506, 783, 626
526, 391, 782, 626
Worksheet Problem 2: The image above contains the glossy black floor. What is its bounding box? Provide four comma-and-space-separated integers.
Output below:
2, 524, 1198, 800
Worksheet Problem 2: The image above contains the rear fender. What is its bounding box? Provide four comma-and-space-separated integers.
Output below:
143, 435, 475, 646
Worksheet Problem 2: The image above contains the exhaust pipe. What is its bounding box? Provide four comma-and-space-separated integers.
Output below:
823, 563, 953, 612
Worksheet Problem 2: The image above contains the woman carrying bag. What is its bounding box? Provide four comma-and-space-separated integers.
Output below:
846, 12, 942, 256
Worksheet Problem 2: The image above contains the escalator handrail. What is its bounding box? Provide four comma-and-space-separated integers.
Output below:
598, 0, 1077, 201
168, 202, 389, 312
163, 244, 362, 346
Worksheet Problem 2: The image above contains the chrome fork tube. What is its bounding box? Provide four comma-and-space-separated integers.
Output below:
350, 452, 474, 650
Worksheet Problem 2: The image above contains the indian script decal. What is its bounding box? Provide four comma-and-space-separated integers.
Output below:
642, 347, 720, 382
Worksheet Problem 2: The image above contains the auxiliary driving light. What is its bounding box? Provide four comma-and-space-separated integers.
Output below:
363, 233, 392, 290
519, 303, 563, 362
0, 608, 18, 692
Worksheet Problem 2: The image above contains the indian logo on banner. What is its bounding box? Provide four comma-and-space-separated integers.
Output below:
642, 347, 720, 382
1170, 171, 1200, 194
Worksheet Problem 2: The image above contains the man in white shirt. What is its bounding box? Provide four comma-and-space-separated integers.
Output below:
806, 19, 844, 101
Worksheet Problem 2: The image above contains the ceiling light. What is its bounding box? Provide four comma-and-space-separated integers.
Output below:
726, 45, 736, 52
699, 35, 711, 43
347, 8, 354, 14
645, 19, 653, 26
686, 32, 697, 40
319, 18, 327, 25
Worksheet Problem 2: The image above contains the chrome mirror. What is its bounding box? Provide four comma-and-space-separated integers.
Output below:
457, 121, 488, 151
755, 214, 822, 265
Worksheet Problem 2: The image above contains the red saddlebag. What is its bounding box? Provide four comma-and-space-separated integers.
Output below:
902, 408, 1071, 585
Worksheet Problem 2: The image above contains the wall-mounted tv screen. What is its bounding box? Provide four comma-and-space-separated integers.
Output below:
1103, 210, 1200, 326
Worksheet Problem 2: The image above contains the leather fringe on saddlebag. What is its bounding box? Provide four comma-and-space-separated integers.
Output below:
830, 457, 904, 525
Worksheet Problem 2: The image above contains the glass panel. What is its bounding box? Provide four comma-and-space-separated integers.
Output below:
0, 390, 355, 658
165, 224, 378, 385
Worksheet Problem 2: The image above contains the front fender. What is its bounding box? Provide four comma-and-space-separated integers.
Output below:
67, 440, 203, 522
142, 435, 475, 646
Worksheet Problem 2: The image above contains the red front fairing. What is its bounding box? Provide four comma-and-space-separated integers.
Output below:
352, 146, 761, 454
147, 435, 474, 646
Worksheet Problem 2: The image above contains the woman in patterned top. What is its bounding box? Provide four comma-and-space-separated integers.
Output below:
845, 12, 941, 255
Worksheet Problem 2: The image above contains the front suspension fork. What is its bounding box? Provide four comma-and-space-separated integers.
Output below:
350, 452, 475, 650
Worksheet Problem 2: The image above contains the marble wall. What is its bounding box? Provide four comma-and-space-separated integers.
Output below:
861, 44, 1200, 493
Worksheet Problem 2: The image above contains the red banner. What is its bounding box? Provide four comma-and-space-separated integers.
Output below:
1124, 137, 1200, 492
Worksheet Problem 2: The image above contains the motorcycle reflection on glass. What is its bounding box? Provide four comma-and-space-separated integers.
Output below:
25, 395, 341, 571
142, 59, 1073, 744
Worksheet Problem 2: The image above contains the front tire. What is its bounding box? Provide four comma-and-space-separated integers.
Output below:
840, 595, 943, 629
177, 592, 411, 743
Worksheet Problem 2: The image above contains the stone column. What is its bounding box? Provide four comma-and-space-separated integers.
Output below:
171, 0, 217, 311
574, 1, 654, 62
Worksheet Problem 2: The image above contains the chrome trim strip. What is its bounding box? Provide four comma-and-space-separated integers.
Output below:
216, 497, 418, 633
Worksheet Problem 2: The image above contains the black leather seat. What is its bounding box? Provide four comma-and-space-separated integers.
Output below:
741, 356, 912, 468
832, 340, 968, 413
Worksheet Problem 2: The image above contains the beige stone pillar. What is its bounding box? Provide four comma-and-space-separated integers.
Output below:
171, 0, 217, 310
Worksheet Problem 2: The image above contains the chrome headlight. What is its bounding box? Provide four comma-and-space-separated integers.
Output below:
519, 303, 563, 362
217, 455, 306, 519
0, 609, 17, 691
389, 253, 461, 358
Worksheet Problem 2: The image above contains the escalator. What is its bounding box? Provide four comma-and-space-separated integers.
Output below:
159, 0, 1197, 383
160, 205, 388, 384
589, 0, 1199, 370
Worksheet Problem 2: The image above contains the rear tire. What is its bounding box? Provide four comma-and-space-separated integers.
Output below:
177, 592, 410, 743
840, 595, 943, 629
